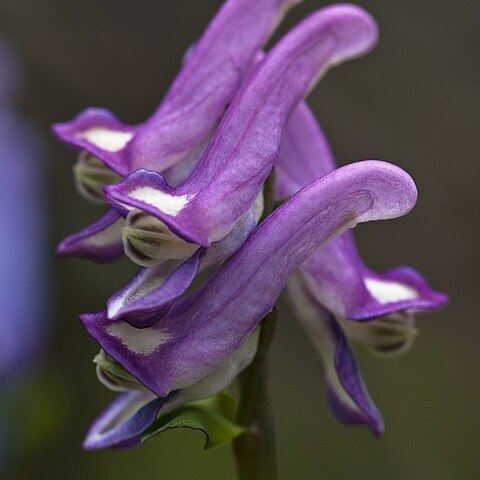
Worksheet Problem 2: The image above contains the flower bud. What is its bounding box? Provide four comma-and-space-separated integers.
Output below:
94, 350, 146, 392
122, 209, 199, 267
73, 152, 121, 204
340, 313, 418, 357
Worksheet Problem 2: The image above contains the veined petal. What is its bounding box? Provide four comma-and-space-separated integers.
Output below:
300, 237, 448, 321
107, 199, 260, 325
107, 254, 203, 327
53, 0, 303, 176
81, 160, 417, 397
83, 328, 260, 450
277, 92, 447, 320
277, 101, 335, 200
128, 0, 306, 173
105, 5, 379, 246
56, 208, 124, 261
286, 273, 383, 434
83, 391, 163, 450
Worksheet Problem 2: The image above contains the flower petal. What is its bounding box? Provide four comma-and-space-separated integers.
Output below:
346, 266, 449, 320
107, 254, 203, 327
56, 208, 124, 261
277, 94, 448, 320
105, 5, 379, 246
52, 108, 136, 176
107, 200, 260, 325
83, 328, 260, 449
300, 236, 448, 321
276, 101, 336, 200
82, 390, 165, 450
81, 160, 417, 397
53, 0, 303, 176
286, 273, 383, 434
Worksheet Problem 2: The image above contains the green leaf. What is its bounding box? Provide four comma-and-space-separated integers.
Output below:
141, 392, 245, 449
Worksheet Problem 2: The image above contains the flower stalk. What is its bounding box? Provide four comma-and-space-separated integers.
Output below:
233, 170, 278, 479
233, 308, 278, 480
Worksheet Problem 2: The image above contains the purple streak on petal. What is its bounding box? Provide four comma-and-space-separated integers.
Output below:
286, 274, 383, 434
83, 391, 169, 450
53, 0, 302, 176
56, 208, 124, 261
81, 160, 417, 397
107, 252, 203, 327
328, 319, 384, 434
106, 202, 259, 324
106, 5, 379, 246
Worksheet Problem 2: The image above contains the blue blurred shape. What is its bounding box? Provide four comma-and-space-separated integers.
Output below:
0, 39, 49, 468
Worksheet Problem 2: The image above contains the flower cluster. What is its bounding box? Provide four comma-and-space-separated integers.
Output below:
54, 1, 447, 450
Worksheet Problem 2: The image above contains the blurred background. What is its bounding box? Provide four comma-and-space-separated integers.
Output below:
0, 0, 478, 478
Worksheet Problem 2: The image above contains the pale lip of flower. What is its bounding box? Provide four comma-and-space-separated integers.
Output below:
53, 0, 308, 262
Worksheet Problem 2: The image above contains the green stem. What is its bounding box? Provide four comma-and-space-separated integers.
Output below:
233, 309, 278, 480
232, 169, 278, 479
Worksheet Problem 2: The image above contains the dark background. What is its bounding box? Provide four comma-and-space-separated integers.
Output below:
0, 1, 479, 478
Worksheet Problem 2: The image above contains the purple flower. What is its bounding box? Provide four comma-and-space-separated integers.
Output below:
80, 160, 417, 448
277, 99, 448, 433
54, 0, 306, 261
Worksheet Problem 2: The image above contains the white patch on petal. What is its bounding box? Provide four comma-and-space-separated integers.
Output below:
365, 277, 418, 304
129, 187, 190, 216
106, 322, 171, 355
77, 128, 133, 152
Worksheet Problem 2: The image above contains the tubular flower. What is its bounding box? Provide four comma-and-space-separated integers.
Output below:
277, 100, 448, 433
81, 160, 417, 447
54, 0, 305, 261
